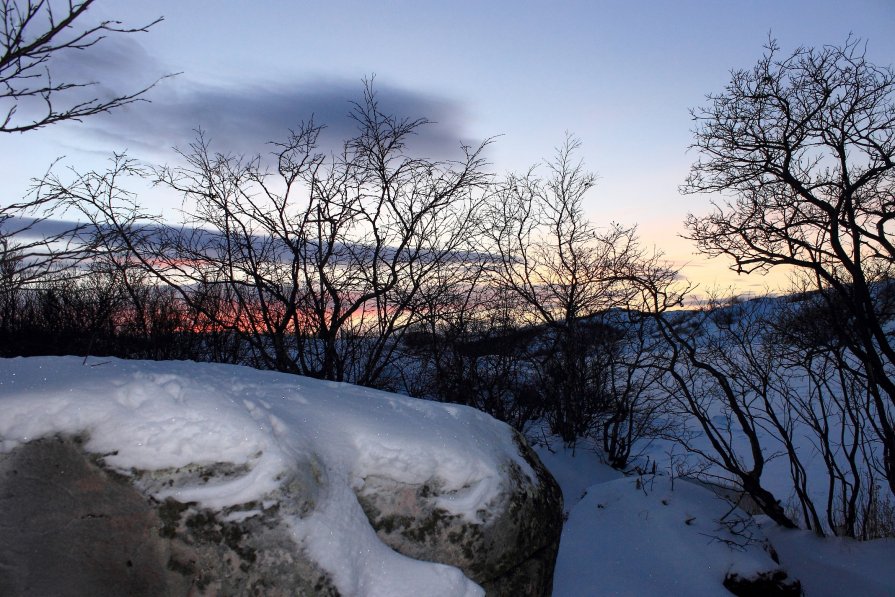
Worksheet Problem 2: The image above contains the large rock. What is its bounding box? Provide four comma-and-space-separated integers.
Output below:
0, 357, 564, 596
0, 433, 561, 596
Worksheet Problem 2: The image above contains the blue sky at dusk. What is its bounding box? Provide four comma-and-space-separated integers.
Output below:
1, 0, 893, 294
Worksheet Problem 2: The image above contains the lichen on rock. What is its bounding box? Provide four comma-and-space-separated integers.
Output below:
355, 429, 563, 597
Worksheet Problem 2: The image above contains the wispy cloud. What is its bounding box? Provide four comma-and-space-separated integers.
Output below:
56, 37, 475, 161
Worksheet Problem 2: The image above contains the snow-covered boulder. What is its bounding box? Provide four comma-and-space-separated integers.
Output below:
0, 357, 563, 596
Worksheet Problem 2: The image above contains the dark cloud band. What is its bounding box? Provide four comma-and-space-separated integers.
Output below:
59, 35, 474, 160
97, 79, 471, 158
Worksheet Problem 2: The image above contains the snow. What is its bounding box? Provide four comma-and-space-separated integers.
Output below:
292, 479, 480, 597
0, 356, 536, 597
531, 438, 624, 515
533, 439, 781, 597
3, 354, 895, 595
553, 475, 780, 596
534, 436, 895, 597
759, 519, 895, 597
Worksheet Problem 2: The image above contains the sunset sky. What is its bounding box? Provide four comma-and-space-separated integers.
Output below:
1, 0, 893, 296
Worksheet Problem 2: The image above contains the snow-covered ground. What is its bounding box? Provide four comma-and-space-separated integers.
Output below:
534, 437, 895, 596
1, 355, 894, 595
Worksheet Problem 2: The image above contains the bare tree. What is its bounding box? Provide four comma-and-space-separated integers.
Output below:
0, 171, 100, 348
683, 37, 895, 498
1, 0, 163, 133
649, 288, 892, 537
484, 135, 680, 447
0, 187, 86, 287
771, 285, 890, 538
1, 0, 165, 334
593, 307, 674, 469
404, 264, 544, 431
649, 296, 799, 529
57, 82, 491, 386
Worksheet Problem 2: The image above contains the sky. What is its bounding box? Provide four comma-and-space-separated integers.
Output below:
1, 0, 893, 295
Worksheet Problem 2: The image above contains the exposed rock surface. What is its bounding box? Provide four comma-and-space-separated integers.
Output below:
0, 432, 562, 596
723, 569, 803, 596
0, 436, 335, 596
356, 431, 563, 596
